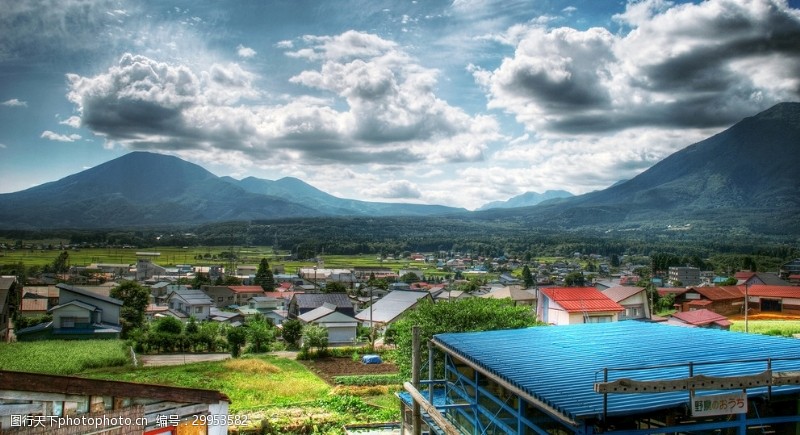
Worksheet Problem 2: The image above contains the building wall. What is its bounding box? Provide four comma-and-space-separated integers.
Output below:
58, 289, 120, 325
52, 305, 93, 329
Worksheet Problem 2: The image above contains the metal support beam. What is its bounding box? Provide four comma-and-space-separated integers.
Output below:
403, 382, 462, 435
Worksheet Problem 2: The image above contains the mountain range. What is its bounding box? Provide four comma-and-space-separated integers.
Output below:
0, 102, 798, 235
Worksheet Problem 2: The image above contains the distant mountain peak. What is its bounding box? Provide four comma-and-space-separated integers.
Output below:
478, 190, 573, 211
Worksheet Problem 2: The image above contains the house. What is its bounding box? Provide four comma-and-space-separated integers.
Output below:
0, 370, 230, 434
242, 296, 286, 324
745, 285, 800, 315
667, 308, 732, 329
355, 290, 433, 328
298, 302, 359, 345
209, 307, 245, 325
734, 271, 789, 286
288, 293, 355, 319
400, 322, 800, 435
227, 285, 268, 306
202, 285, 264, 308
17, 284, 123, 340
602, 285, 651, 320
481, 286, 537, 307
537, 286, 624, 325
0, 276, 16, 342
674, 286, 743, 316
20, 285, 60, 309
19, 295, 48, 317
166, 289, 213, 321
780, 258, 800, 280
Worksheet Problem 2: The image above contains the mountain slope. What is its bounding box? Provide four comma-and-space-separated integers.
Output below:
477, 190, 574, 211
474, 102, 800, 234
227, 176, 465, 217
0, 152, 321, 229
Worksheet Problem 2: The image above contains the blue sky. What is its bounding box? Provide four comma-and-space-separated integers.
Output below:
1, 0, 799, 210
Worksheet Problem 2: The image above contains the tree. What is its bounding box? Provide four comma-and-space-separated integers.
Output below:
254, 258, 275, 291
111, 281, 150, 338
281, 319, 303, 349
521, 265, 534, 288
246, 317, 275, 353
323, 281, 347, 293
302, 324, 329, 355
564, 271, 586, 287
227, 326, 248, 358
392, 298, 541, 378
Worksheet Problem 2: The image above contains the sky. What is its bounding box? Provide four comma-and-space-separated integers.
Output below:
1, 0, 799, 210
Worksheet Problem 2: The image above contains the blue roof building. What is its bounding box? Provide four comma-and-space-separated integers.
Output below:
401, 321, 800, 434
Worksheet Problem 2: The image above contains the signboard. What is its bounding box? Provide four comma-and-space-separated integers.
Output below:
691, 392, 747, 417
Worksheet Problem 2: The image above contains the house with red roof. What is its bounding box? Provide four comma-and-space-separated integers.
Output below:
537, 287, 624, 325
201, 285, 265, 308
667, 308, 731, 329
675, 286, 744, 316
745, 285, 800, 315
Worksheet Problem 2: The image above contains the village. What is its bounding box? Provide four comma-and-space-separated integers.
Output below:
2, 251, 800, 434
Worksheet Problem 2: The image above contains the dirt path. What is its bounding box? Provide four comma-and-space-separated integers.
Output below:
139, 353, 231, 367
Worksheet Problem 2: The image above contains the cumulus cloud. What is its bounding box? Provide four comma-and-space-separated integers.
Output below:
59, 116, 81, 128
41, 131, 81, 142
66, 32, 498, 170
2, 99, 27, 107
237, 44, 256, 58
363, 180, 422, 199
474, 0, 800, 134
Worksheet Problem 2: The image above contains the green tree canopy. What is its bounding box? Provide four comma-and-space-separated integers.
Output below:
110, 280, 150, 338
392, 298, 542, 378
323, 281, 348, 293
281, 319, 303, 349
521, 265, 534, 288
254, 258, 275, 291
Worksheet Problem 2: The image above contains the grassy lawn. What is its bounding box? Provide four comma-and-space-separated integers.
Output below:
730, 319, 800, 336
0, 341, 400, 433
85, 355, 400, 432
0, 340, 130, 374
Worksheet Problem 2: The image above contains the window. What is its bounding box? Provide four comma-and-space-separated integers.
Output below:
218, 297, 223, 302
60, 316, 90, 328
587, 316, 612, 323
195, 306, 203, 314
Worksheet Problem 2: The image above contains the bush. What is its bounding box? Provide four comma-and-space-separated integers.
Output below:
332, 374, 402, 386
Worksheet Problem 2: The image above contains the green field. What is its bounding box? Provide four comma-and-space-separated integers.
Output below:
0, 339, 130, 374
0, 340, 399, 433
730, 320, 800, 336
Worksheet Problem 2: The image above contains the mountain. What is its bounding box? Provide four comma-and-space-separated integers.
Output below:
0, 152, 463, 229
225, 176, 463, 216
477, 190, 573, 211
474, 102, 800, 235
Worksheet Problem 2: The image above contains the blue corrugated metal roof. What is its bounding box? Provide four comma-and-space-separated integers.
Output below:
433, 321, 800, 422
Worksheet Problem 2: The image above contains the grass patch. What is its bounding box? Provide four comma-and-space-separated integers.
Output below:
0, 340, 129, 375
84, 355, 330, 412
730, 320, 800, 337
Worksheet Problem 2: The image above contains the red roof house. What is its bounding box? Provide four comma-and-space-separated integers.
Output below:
537, 287, 624, 325
667, 309, 731, 329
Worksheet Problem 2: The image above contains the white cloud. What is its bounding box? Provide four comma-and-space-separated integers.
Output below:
41, 130, 81, 142
2, 99, 27, 107
363, 180, 422, 199
475, 0, 800, 134
65, 32, 499, 172
236, 44, 256, 58
59, 116, 81, 128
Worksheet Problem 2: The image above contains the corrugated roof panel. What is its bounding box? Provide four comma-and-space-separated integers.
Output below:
433, 322, 800, 421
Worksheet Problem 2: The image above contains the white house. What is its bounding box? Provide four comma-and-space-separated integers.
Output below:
166, 289, 213, 321
298, 302, 358, 345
